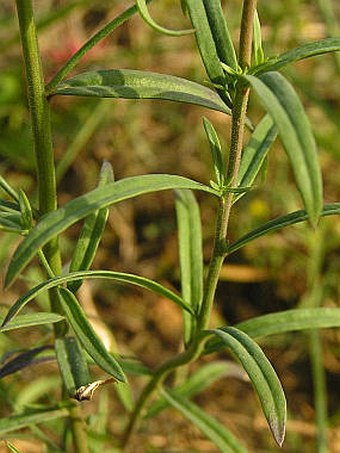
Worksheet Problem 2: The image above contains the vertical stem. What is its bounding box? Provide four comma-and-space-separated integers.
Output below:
15, 2, 88, 452
123, 0, 258, 447
15, 0, 61, 272
198, 0, 256, 330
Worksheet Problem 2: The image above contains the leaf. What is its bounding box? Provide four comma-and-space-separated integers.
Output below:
58, 287, 126, 382
135, 0, 194, 36
68, 161, 113, 292
0, 312, 65, 332
161, 389, 248, 453
202, 0, 237, 70
210, 327, 286, 446
227, 203, 340, 254
0, 175, 19, 201
18, 189, 33, 231
51, 69, 231, 115
237, 308, 340, 339
0, 407, 70, 435
183, 0, 232, 107
203, 117, 225, 187
245, 72, 323, 225
175, 190, 203, 344
205, 308, 340, 358
235, 114, 277, 203
1, 270, 192, 330
252, 37, 340, 75
147, 361, 243, 418
0, 346, 53, 379
55, 336, 91, 397
5, 174, 217, 287
253, 9, 265, 65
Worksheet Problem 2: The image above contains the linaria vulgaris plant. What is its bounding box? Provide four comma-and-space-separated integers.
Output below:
1, 1, 340, 452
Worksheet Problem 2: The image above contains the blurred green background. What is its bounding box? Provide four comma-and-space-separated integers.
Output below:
0, 1, 339, 452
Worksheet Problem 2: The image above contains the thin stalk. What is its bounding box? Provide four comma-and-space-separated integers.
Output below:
122, 0, 257, 447
198, 0, 256, 330
15, 2, 88, 452
304, 228, 328, 452
45, 0, 153, 94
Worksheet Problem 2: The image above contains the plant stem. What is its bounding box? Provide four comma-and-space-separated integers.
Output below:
45, 1, 153, 94
15, 2, 88, 452
15, 0, 60, 273
198, 0, 256, 331
122, 0, 257, 447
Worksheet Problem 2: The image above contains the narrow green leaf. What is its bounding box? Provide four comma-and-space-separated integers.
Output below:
5, 174, 217, 287
184, 0, 231, 107
0, 175, 19, 201
175, 190, 203, 344
252, 37, 340, 75
253, 10, 265, 65
235, 114, 277, 203
58, 287, 126, 382
203, 117, 225, 187
147, 361, 242, 418
246, 72, 323, 225
135, 0, 194, 36
227, 203, 340, 254
162, 389, 248, 453
18, 189, 33, 231
202, 0, 237, 70
1, 270, 192, 330
0, 312, 65, 332
55, 336, 91, 397
0, 346, 53, 379
0, 407, 70, 435
205, 308, 340, 354
51, 69, 231, 115
68, 161, 113, 292
210, 327, 286, 447
237, 308, 340, 338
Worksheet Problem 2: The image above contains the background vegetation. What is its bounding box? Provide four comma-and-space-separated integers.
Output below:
0, 1, 339, 452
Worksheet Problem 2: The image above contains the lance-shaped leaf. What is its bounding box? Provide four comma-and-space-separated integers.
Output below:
51, 69, 231, 115
0, 312, 65, 332
68, 161, 113, 292
184, 0, 231, 107
161, 389, 248, 453
251, 37, 340, 75
1, 270, 192, 329
135, 0, 194, 36
5, 174, 217, 287
245, 72, 323, 225
58, 287, 126, 382
55, 336, 91, 398
0, 346, 53, 379
227, 203, 340, 254
204, 308, 340, 355
203, 117, 225, 187
0, 406, 71, 436
175, 190, 203, 344
208, 327, 286, 447
237, 307, 340, 338
202, 0, 237, 70
234, 114, 277, 203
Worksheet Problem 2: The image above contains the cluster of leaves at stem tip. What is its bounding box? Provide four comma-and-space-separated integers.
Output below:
1, 0, 340, 452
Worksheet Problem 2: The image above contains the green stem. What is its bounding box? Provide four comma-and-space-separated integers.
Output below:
122, 0, 257, 447
15, 2, 88, 452
45, 1, 153, 94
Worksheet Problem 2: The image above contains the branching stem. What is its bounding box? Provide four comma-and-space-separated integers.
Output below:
122, 0, 257, 447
